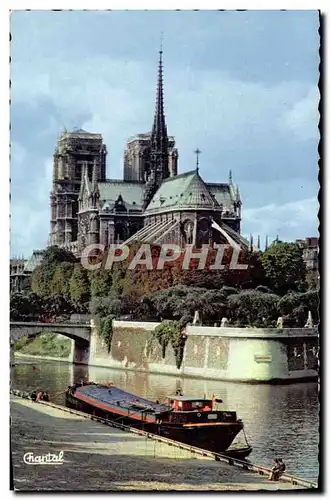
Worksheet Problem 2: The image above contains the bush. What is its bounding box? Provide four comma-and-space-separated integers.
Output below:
227, 290, 279, 327
100, 315, 116, 353
153, 319, 187, 368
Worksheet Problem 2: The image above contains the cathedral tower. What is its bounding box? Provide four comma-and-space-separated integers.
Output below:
50, 128, 106, 246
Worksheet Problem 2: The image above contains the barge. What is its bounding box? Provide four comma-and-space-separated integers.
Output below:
66, 382, 251, 456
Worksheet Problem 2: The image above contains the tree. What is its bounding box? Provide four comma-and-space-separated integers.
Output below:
31, 246, 76, 297
89, 269, 112, 298
51, 262, 74, 299
69, 264, 90, 306
144, 285, 227, 324
42, 246, 77, 265
89, 296, 123, 317
227, 290, 279, 327
10, 292, 43, 321
31, 264, 54, 297
41, 294, 74, 320
260, 242, 307, 294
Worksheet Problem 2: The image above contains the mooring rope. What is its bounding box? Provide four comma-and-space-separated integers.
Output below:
242, 427, 251, 447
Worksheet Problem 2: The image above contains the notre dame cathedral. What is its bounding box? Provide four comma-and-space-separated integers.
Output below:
49, 49, 247, 256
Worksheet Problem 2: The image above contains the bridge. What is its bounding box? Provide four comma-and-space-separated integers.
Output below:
10, 321, 92, 343
10, 321, 93, 365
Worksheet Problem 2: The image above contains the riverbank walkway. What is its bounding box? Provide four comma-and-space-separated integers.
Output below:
10, 397, 312, 491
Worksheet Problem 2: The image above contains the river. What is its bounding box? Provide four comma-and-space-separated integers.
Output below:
11, 359, 319, 482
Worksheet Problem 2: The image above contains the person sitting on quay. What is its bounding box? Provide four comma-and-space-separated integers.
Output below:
269, 458, 286, 481
30, 390, 37, 402
36, 391, 43, 402
42, 392, 49, 402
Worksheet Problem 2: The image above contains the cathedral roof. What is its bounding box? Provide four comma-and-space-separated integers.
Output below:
207, 184, 238, 213
144, 170, 235, 214
24, 250, 45, 273
98, 181, 144, 211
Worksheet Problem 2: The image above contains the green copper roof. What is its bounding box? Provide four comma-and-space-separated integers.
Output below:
145, 170, 234, 214
207, 184, 236, 212
98, 181, 144, 210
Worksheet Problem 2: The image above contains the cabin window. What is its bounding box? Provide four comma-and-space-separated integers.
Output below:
190, 401, 211, 410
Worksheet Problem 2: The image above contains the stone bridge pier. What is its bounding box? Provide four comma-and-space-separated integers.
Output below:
69, 338, 90, 364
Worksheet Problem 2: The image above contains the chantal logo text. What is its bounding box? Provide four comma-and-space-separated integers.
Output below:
23, 451, 64, 465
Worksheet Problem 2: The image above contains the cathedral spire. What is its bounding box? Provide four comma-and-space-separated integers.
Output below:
151, 40, 167, 142
149, 42, 169, 185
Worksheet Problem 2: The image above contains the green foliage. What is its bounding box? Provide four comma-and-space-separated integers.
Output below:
42, 246, 76, 265
31, 264, 54, 297
31, 246, 76, 297
69, 264, 90, 306
227, 290, 280, 327
89, 269, 112, 298
14, 335, 30, 350
278, 290, 319, 327
153, 319, 187, 369
42, 294, 73, 319
100, 314, 116, 353
15, 332, 71, 358
10, 291, 74, 321
144, 285, 227, 324
51, 262, 74, 299
90, 296, 123, 317
10, 292, 43, 320
109, 268, 125, 296
261, 242, 307, 294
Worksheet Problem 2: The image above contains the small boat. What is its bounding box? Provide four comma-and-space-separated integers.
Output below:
65, 382, 248, 454
221, 444, 253, 459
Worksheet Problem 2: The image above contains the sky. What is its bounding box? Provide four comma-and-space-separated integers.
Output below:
10, 10, 320, 257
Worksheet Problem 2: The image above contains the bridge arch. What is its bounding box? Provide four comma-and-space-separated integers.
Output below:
10, 322, 91, 344
10, 322, 92, 366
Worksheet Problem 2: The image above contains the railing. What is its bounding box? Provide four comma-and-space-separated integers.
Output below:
10, 392, 317, 490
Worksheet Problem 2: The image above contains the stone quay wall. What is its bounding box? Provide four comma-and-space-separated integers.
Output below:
88, 321, 318, 383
